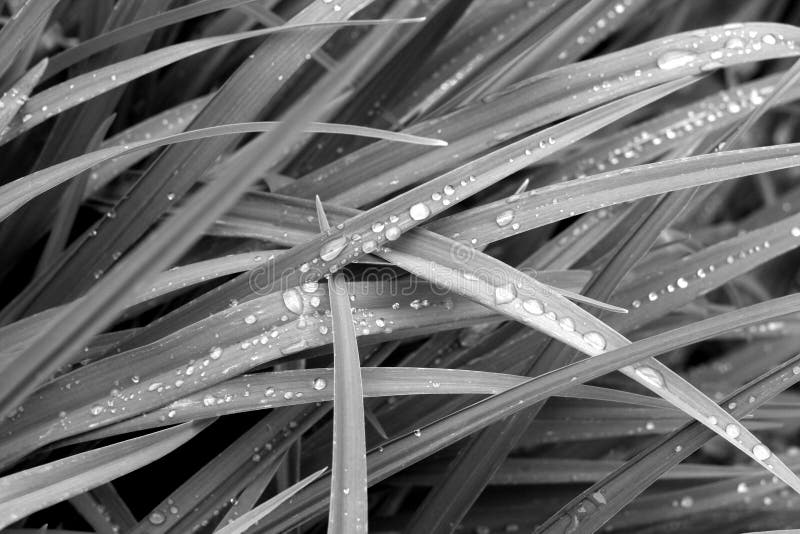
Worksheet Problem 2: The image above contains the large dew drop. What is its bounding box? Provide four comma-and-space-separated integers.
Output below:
656, 50, 698, 70
409, 202, 431, 221
494, 284, 517, 305
320, 235, 347, 262
282, 288, 304, 315
582, 331, 607, 350
522, 298, 544, 315
752, 443, 771, 461
495, 210, 514, 227
634, 365, 665, 389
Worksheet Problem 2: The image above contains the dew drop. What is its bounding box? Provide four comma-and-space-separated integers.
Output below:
494, 284, 517, 305
371, 221, 384, 233
791, 227, 800, 237
677, 277, 689, 289
725, 423, 741, 438
762, 33, 777, 45
583, 331, 606, 350
244, 314, 257, 325
635, 366, 665, 389
495, 210, 514, 227
522, 299, 544, 315
313, 377, 327, 390
320, 235, 347, 262
559, 317, 575, 332
680, 496, 694, 508
301, 281, 319, 293
385, 226, 401, 241
409, 202, 431, 221
656, 50, 698, 70
282, 288, 304, 315
752, 443, 771, 461
149, 512, 166, 525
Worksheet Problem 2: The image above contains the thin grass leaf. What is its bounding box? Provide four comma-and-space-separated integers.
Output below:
0, 120, 445, 225
0, 421, 210, 529
0, 0, 58, 82
257, 293, 800, 531
0, 17, 422, 143
609, 211, 800, 332
0, 57, 45, 137
44, 0, 262, 79
430, 143, 800, 247
214, 468, 326, 534
84, 94, 212, 197
316, 198, 368, 533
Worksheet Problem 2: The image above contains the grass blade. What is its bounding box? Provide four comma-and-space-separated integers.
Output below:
316, 198, 369, 534
0, 421, 210, 528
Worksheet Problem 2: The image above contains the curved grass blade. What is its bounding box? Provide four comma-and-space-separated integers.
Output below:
63, 367, 536, 440
536, 352, 800, 533
316, 198, 369, 533
0, 421, 210, 529
551, 73, 794, 183
609, 211, 800, 332
0, 249, 281, 357
0, 17, 423, 143
0, 57, 46, 140
214, 468, 326, 534
84, 94, 213, 197
430, 143, 800, 247
0, 120, 445, 225
0, 0, 58, 81
256, 293, 800, 531
44, 0, 261, 79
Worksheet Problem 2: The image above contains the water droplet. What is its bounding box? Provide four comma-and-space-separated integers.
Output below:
320, 235, 347, 262
791, 227, 800, 237
371, 222, 384, 233
496, 210, 514, 227
583, 331, 606, 350
559, 317, 575, 332
737, 482, 748, 493
385, 226, 401, 241
656, 50, 698, 70
523, 299, 544, 315
752, 443, 771, 461
409, 202, 431, 221
149, 512, 166, 525
634, 366, 665, 389
443, 184, 455, 195
282, 288, 304, 315
313, 378, 327, 390
680, 496, 694, 508
90, 405, 104, 416
725, 423, 741, 438
677, 277, 689, 289
494, 284, 517, 304
762, 33, 777, 45
725, 37, 745, 49
244, 314, 257, 325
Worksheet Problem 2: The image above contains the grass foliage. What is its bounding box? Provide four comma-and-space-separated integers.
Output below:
2, 1, 800, 533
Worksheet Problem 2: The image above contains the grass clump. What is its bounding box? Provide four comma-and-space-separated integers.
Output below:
2, 1, 800, 533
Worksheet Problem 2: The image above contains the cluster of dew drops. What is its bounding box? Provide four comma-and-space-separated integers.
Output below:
629, 227, 800, 310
